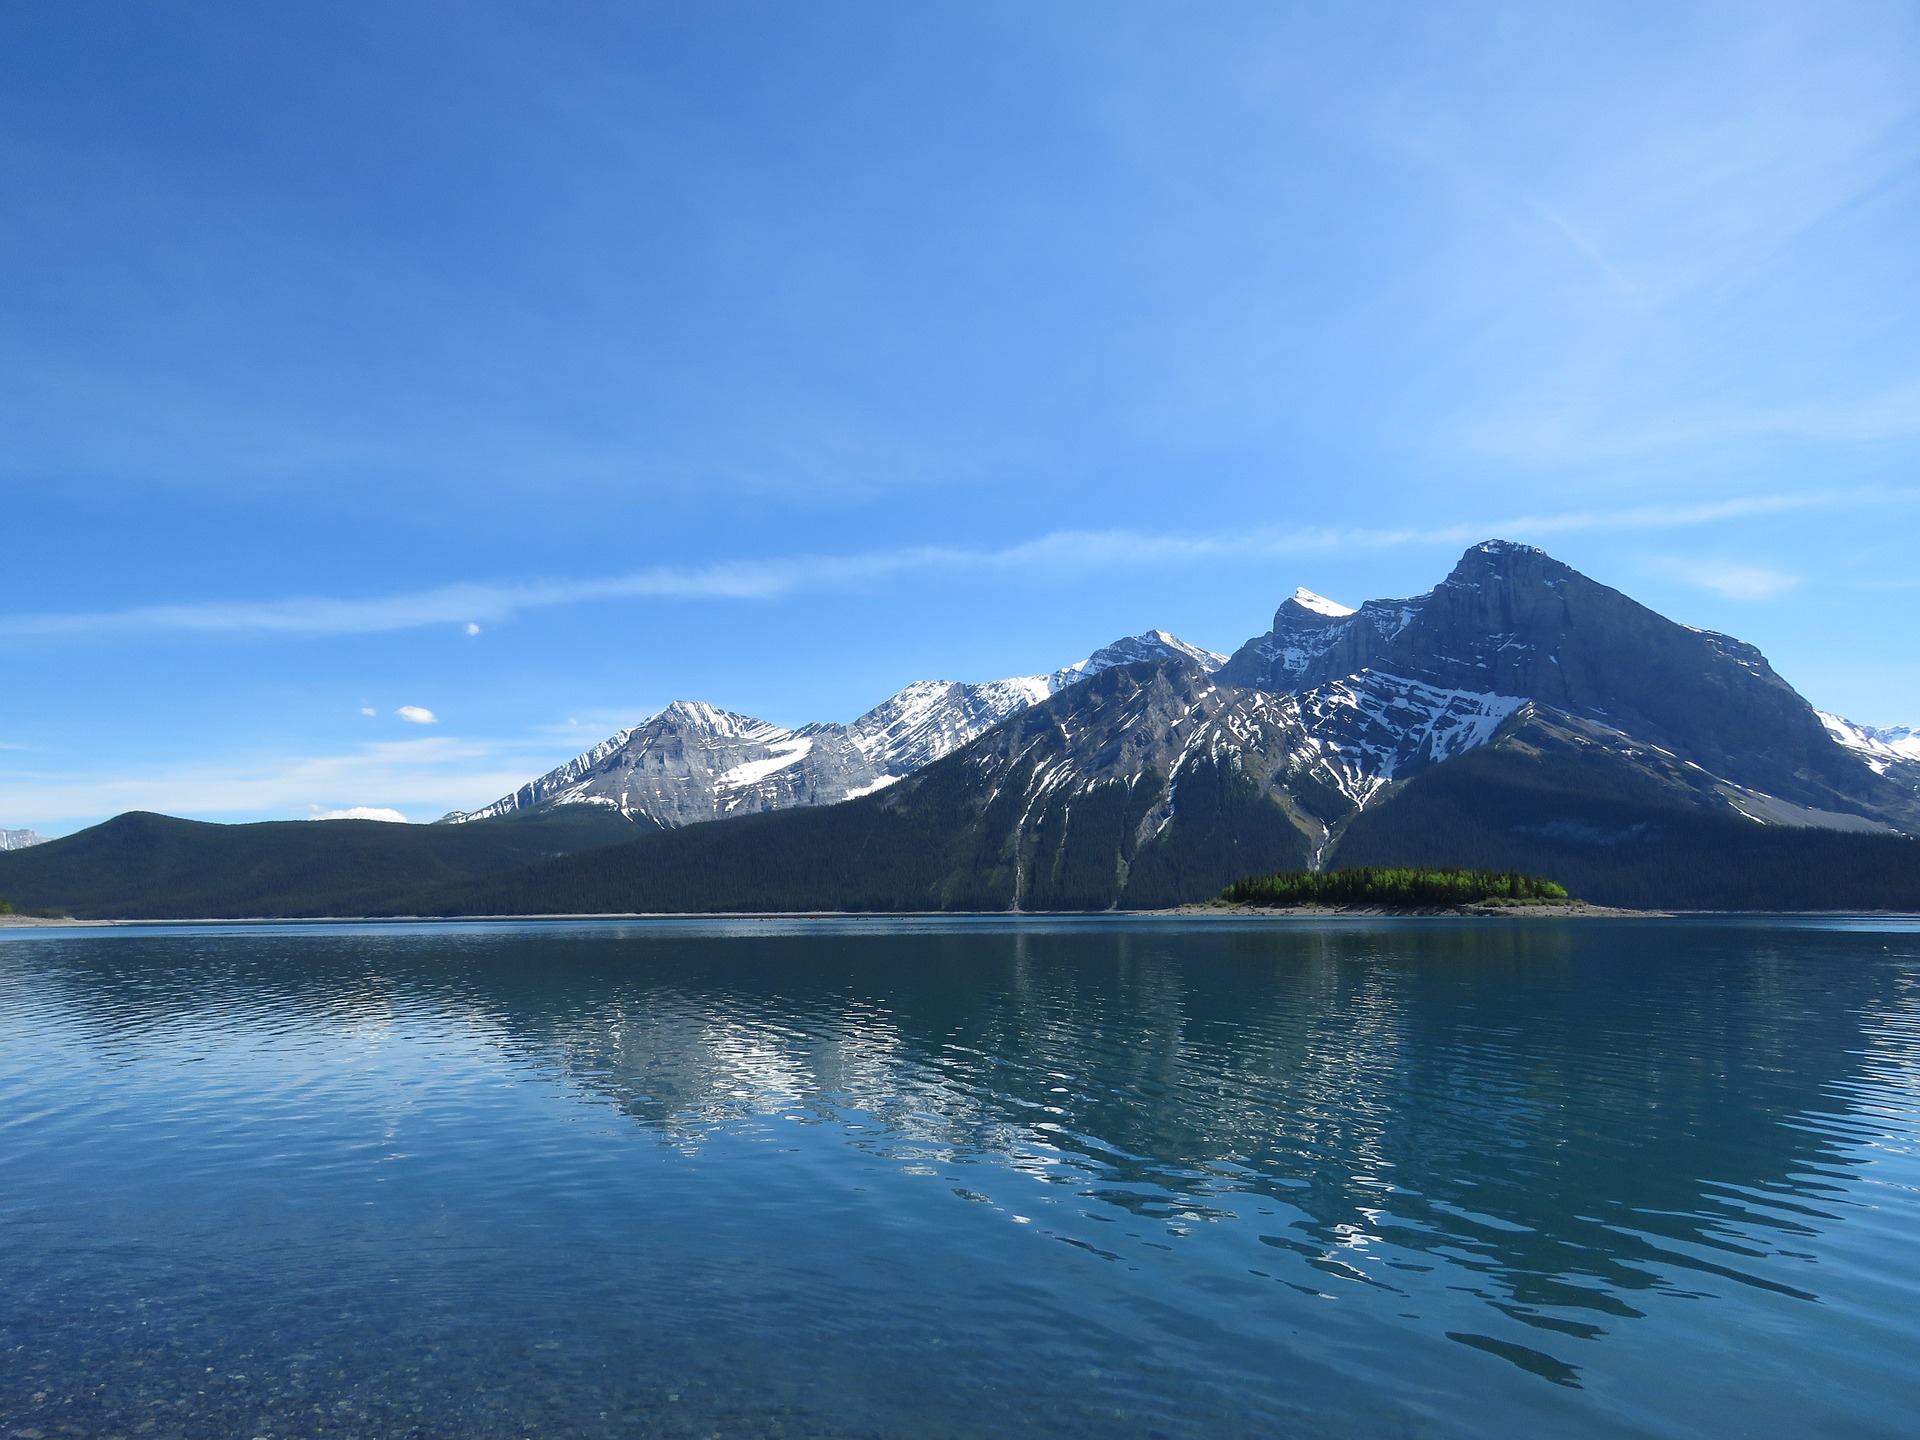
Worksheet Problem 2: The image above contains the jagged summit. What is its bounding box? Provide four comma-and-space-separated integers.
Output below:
652, 700, 775, 737
1051, 630, 1226, 687
1439, 538, 1572, 595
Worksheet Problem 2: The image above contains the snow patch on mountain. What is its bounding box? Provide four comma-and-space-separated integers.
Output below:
1819, 712, 1920, 775
0, 827, 47, 851
715, 737, 815, 790
1295, 672, 1526, 804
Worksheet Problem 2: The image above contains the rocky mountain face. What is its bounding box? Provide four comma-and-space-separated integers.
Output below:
882, 538, 1920, 903
406, 659, 1327, 914
0, 828, 47, 852
1223, 540, 1912, 832
442, 630, 1227, 828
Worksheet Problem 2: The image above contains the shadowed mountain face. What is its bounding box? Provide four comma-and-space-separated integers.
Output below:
1333, 708, 1920, 910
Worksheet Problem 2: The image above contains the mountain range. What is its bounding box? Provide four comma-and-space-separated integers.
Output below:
440, 630, 1226, 828
4, 540, 1918, 917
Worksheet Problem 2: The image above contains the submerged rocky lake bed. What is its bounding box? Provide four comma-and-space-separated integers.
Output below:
2, 916, 1916, 1438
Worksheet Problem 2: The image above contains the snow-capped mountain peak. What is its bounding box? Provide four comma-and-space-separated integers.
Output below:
0, 827, 47, 852
652, 700, 780, 740
1289, 588, 1355, 618
1046, 629, 1227, 691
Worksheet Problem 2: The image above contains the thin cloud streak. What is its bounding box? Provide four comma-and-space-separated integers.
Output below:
0, 737, 550, 832
1657, 558, 1802, 602
0, 488, 1897, 641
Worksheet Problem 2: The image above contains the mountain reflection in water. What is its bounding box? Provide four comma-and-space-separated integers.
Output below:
3, 917, 1917, 1438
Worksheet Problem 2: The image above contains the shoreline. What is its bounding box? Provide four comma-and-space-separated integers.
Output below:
0, 904, 1809, 927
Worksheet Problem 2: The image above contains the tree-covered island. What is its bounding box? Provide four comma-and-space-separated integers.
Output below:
1220, 867, 1573, 909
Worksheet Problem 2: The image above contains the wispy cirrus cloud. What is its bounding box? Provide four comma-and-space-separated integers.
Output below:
0, 736, 544, 833
1657, 558, 1802, 601
0, 487, 1899, 642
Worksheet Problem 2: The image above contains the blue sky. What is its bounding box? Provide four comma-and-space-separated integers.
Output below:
4, 1, 1919, 833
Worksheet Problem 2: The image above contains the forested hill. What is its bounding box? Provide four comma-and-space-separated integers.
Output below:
0, 806, 652, 920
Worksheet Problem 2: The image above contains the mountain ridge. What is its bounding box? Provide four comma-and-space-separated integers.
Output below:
439, 629, 1227, 828
5, 540, 1918, 917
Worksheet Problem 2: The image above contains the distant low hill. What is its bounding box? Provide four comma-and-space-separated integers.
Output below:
0, 807, 651, 919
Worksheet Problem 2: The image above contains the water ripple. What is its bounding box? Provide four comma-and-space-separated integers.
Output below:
2, 917, 1917, 1437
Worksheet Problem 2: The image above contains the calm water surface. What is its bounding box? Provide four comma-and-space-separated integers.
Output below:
2, 916, 1917, 1438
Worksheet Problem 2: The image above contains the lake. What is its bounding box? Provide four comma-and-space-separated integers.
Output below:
2, 916, 1916, 1438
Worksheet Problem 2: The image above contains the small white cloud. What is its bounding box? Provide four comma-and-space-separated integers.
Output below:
464, 622, 482, 636
1661, 559, 1800, 601
396, 705, 438, 724
311, 807, 410, 823
359, 706, 377, 717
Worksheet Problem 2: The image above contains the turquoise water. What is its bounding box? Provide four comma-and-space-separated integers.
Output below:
2, 916, 1917, 1438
